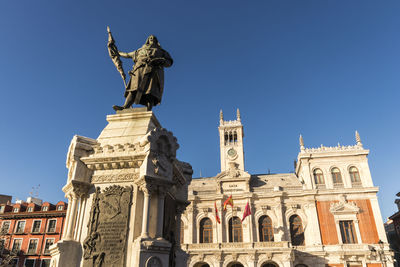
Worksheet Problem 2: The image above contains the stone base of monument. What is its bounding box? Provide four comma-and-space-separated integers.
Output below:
51, 108, 192, 267
49, 240, 82, 267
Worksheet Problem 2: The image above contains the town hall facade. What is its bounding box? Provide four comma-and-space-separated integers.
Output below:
181, 110, 392, 267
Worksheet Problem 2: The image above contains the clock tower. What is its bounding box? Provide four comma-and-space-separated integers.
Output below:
218, 109, 245, 173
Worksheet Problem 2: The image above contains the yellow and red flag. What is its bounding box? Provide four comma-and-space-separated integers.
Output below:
223, 195, 234, 211
214, 202, 221, 224
241, 201, 252, 222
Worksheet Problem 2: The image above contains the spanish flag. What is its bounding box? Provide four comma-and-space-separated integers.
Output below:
223, 195, 234, 211
214, 202, 221, 224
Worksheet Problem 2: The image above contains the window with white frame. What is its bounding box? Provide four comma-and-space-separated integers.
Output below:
32, 220, 41, 233
47, 219, 56, 233
12, 207, 19, 213
57, 205, 64, 211
27, 239, 38, 254
43, 239, 54, 254
0, 205, 5, 213
1, 221, 10, 234
42, 206, 49, 211
11, 239, 22, 253
15, 221, 25, 233
27, 207, 34, 212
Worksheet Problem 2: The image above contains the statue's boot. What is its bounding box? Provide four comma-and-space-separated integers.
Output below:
113, 105, 124, 111
146, 102, 153, 111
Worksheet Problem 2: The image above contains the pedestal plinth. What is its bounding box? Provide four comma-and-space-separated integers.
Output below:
51, 108, 192, 267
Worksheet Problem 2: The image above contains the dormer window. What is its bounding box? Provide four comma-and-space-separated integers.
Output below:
27, 207, 34, 212
0, 206, 4, 213
313, 169, 325, 185
13, 207, 19, 213
42, 206, 49, 211
57, 205, 64, 211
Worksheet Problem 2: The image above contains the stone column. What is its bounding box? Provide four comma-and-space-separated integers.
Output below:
141, 187, 151, 239
156, 189, 166, 239
64, 192, 78, 240
175, 205, 185, 245
62, 194, 73, 239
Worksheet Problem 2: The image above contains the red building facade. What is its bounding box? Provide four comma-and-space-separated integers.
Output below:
0, 200, 67, 267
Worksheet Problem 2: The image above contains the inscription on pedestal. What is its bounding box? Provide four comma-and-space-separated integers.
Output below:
83, 185, 132, 267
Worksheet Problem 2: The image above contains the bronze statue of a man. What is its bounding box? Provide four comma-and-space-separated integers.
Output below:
108, 32, 173, 111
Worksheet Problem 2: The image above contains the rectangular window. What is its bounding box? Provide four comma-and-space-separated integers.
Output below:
42, 206, 49, 211
0, 205, 5, 213
15, 221, 25, 233
1, 221, 10, 234
43, 239, 54, 254
41, 259, 51, 267
27, 207, 34, 212
47, 220, 56, 233
11, 239, 22, 253
24, 259, 35, 267
57, 205, 63, 211
32, 220, 41, 233
340, 220, 357, 244
27, 239, 38, 254
12, 208, 19, 213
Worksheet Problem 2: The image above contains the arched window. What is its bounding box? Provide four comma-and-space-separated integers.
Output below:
313, 168, 324, 185
199, 218, 213, 243
262, 263, 279, 267
180, 220, 184, 244
259, 216, 274, 242
349, 167, 361, 183
295, 265, 308, 267
229, 217, 243, 242
228, 263, 244, 267
224, 132, 228, 145
331, 167, 343, 185
233, 131, 238, 143
289, 215, 304, 246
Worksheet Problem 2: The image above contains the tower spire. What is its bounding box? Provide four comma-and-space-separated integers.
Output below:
355, 130, 363, 147
299, 134, 305, 151
236, 108, 241, 122
219, 110, 224, 124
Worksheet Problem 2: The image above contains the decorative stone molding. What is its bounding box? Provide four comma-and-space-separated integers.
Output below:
63, 180, 91, 199
91, 173, 138, 183
83, 155, 146, 171
330, 195, 360, 215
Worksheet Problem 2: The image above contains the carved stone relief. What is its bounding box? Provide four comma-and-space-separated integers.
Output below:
83, 185, 132, 267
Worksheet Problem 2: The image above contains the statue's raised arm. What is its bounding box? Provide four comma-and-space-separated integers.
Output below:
109, 34, 173, 111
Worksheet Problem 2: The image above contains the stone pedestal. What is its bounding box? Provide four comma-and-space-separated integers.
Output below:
51, 108, 193, 267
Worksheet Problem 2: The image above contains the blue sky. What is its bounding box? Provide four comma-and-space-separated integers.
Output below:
0, 1, 399, 220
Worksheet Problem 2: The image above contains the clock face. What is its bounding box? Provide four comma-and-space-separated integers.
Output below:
227, 148, 237, 157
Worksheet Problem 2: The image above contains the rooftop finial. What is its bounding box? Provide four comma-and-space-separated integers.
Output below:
219, 110, 224, 124
236, 108, 241, 122
299, 134, 305, 151
355, 130, 362, 147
